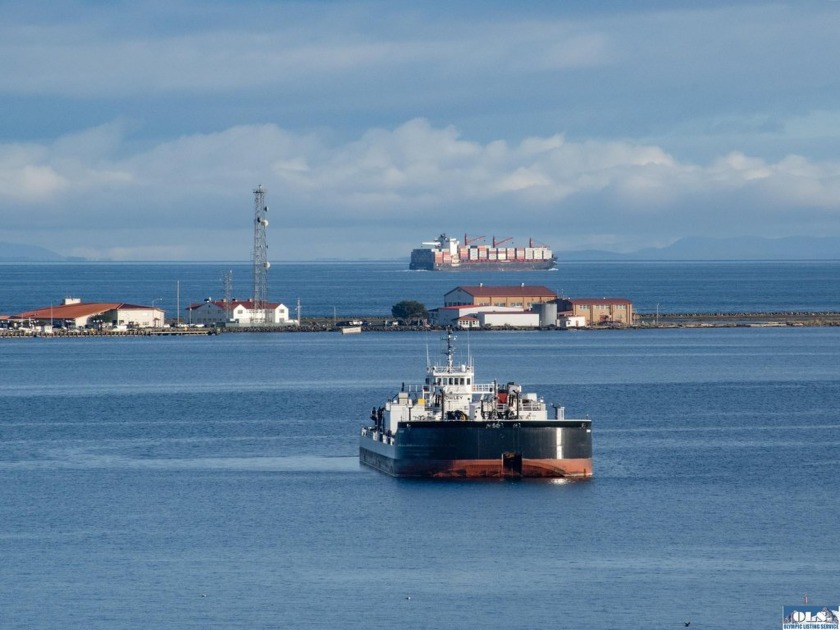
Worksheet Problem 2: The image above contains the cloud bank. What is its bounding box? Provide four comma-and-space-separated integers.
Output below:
1, 118, 838, 260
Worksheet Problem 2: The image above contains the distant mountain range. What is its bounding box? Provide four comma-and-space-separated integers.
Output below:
0, 242, 69, 262
560, 236, 840, 261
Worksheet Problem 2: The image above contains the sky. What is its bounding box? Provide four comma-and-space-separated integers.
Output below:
1, 0, 840, 261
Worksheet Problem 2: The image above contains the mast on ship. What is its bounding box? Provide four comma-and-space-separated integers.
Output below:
444, 328, 455, 369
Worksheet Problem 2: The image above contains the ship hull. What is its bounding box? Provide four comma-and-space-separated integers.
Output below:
359, 420, 592, 479
409, 249, 557, 271
410, 261, 558, 272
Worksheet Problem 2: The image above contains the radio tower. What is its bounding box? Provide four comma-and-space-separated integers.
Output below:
252, 185, 270, 324
222, 269, 233, 320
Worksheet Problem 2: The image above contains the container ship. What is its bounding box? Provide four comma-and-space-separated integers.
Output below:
409, 233, 557, 271
359, 331, 592, 479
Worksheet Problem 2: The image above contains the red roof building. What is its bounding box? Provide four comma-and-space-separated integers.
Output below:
444, 285, 557, 308
16, 300, 164, 328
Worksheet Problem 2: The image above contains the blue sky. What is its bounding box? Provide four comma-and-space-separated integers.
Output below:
2, 0, 839, 260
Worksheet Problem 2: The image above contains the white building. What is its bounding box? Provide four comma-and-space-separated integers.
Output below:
559, 316, 587, 329
455, 315, 480, 329
478, 311, 540, 328
430, 305, 542, 329
187, 299, 295, 326
431, 305, 524, 327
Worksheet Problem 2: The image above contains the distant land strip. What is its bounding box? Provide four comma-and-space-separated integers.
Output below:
1, 312, 839, 338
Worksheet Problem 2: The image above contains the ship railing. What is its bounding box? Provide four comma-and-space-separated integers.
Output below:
472, 383, 495, 394
361, 427, 395, 445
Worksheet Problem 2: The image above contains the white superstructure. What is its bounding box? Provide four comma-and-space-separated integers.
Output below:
371, 330, 558, 437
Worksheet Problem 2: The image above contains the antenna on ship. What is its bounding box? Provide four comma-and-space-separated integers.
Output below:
252, 185, 270, 324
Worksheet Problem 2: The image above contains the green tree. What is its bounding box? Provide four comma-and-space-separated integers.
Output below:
391, 300, 428, 323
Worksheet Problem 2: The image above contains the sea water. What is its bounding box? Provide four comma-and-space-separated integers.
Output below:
1, 259, 839, 316
1, 263, 839, 629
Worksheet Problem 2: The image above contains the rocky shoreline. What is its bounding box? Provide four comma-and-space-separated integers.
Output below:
633, 311, 840, 328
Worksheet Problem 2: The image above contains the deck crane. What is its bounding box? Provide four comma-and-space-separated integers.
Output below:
464, 234, 486, 246
529, 238, 550, 248
492, 236, 513, 248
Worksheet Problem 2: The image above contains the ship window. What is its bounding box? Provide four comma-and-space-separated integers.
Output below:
467, 378, 471, 385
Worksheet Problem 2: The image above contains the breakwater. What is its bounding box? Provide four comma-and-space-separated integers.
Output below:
2, 311, 840, 338
634, 311, 840, 327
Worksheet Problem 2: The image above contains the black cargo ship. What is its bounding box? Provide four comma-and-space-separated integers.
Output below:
359, 331, 592, 478
409, 233, 557, 271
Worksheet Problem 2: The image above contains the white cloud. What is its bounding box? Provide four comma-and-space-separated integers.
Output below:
0, 127, 132, 206
0, 5, 616, 99
2, 118, 840, 259
0, 164, 67, 202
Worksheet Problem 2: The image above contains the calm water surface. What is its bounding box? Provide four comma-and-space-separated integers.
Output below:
1, 327, 838, 628
1, 260, 839, 316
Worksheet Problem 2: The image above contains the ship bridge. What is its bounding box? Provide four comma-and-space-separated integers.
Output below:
421, 330, 476, 417
425, 360, 474, 419
377, 330, 551, 433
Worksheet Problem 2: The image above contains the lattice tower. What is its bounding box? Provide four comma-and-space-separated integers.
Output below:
252, 185, 270, 323
222, 270, 233, 320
